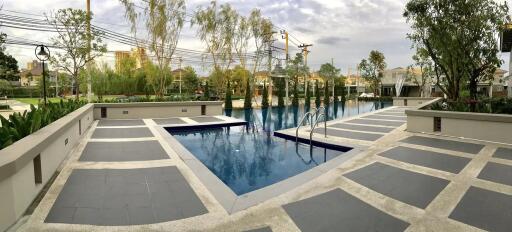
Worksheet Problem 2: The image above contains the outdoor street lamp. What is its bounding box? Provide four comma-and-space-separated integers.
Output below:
35, 45, 50, 105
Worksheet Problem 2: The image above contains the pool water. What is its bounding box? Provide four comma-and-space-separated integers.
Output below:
171, 126, 348, 195
169, 100, 391, 195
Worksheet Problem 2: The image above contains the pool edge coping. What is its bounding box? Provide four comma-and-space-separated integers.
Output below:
155, 125, 366, 214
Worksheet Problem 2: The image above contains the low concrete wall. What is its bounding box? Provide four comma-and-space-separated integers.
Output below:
0, 104, 94, 231
393, 97, 437, 107
406, 99, 512, 144
93, 101, 223, 119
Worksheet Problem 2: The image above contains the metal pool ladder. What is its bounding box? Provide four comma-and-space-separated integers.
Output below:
295, 107, 327, 144
310, 112, 327, 145
296, 111, 313, 142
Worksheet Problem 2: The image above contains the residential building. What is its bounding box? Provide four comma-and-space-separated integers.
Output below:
381, 67, 428, 97
430, 69, 509, 98
19, 60, 49, 87
115, 47, 148, 72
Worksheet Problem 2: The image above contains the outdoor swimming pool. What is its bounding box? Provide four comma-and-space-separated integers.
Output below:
171, 126, 349, 195
169, 100, 390, 195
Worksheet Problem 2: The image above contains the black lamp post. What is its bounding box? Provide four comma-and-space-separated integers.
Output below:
35, 45, 50, 105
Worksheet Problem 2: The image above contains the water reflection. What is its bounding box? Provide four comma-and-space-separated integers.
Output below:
227, 100, 392, 132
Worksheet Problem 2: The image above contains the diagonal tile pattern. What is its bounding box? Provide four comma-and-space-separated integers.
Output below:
283, 188, 410, 232
378, 146, 471, 173
45, 167, 208, 225
449, 186, 512, 232
400, 136, 484, 154
344, 162, 449, 208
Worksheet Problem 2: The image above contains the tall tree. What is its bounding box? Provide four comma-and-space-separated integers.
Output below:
318, 62, 340, 86
225, 80, 233, 109
121, 0, 186, 97
0, 33, 19, 81
358, 50, 386, 96
47, 8, 107, 100
404, 0, 508, 102
304, 82, 311, 109
261, 81, 269, 108
315, 80, 321, 108
248, 10, 273, 104
182, 66, 199, 94
191, 1, 238, 97
410, 48, 434, 97
323, 80, 329, 107
287, 53, 308, 107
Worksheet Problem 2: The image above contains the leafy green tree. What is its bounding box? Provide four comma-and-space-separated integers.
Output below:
117, 55, 138, 96
182, 66, 199, 94
292, 77, 299, 107
192, 1, 238, 98
323, 80, 329, 107
0, 33, 19, 81
261, 81, 269, 108
305, 82, 311, 109
409, 48, 434, 97
404, 0, 508, 101
225, 80, 233, 109
47, 8, 107, 100
203, 81, 210, 100
315, 80, 321, 108
121, 0, 186, 97
244, 77, 252, 109
0, 79, 12, 96
358, 50, 386, 96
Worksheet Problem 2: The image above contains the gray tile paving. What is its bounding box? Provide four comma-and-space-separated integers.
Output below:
190, 116, 224, 123
91, 127, 154, 139
79, 141, 169, 162
400, 136, 484, 154
477, 162, 512, 186
344, 162, 449, 208
493, 147, 512, 160
153, 118, 187, 125
330, 123, 395, 133
97, 120, 145, 127
347, 119, 405, 127
362, 115, 407, 121
45, 167, 208, 225
283, 188, 410, 232
449, 186, 512, 232
313, 128, 383, 141
244, 227, 272, 232
378, 146, 471, 173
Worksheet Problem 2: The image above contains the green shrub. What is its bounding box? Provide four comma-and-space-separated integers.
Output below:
0, 100, 86, 150
357, 96, 393, 102
428, 97, 512, 114
0, 104, 9, 110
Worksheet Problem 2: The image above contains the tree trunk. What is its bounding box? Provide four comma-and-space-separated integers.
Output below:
75, 76, 80, 100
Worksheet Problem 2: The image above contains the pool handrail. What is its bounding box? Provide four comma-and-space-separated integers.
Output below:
309, 112, 327, 145
296, 111, 313, 142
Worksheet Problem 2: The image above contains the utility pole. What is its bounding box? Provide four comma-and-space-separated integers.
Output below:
281, 30, 289, 106
299, 43, 313, 96
86, 0, 92, 102
267, 32, 277, 107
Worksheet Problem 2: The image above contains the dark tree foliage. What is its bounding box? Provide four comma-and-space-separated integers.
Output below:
292, 76, 299, 107
243, 77, 252, 109
224, 80, 233, 109
261, 81, 269, 108
0, 34, 20, 81
404, 0, 508, 102
305, 82, 311, 109
323, 80, 329, 107
315, 80, 321, 108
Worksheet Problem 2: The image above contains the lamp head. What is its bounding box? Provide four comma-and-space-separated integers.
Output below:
35, 45, 49, 61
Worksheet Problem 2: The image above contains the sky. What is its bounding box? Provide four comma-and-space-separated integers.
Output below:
2, 0, 512, 76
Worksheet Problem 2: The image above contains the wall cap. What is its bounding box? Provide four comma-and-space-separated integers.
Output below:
0, 104, 93, 182
93, 101, 222, 108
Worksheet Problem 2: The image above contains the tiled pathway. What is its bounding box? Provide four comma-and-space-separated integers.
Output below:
22, 109, 512, 232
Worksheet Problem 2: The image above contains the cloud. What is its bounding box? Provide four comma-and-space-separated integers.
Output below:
316, 36, 350, 45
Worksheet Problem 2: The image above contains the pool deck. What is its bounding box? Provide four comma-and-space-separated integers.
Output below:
17, 108, 512, 232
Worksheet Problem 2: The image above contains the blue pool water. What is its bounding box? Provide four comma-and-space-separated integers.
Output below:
171, 126, 348, 195
169, 100, 391, 195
